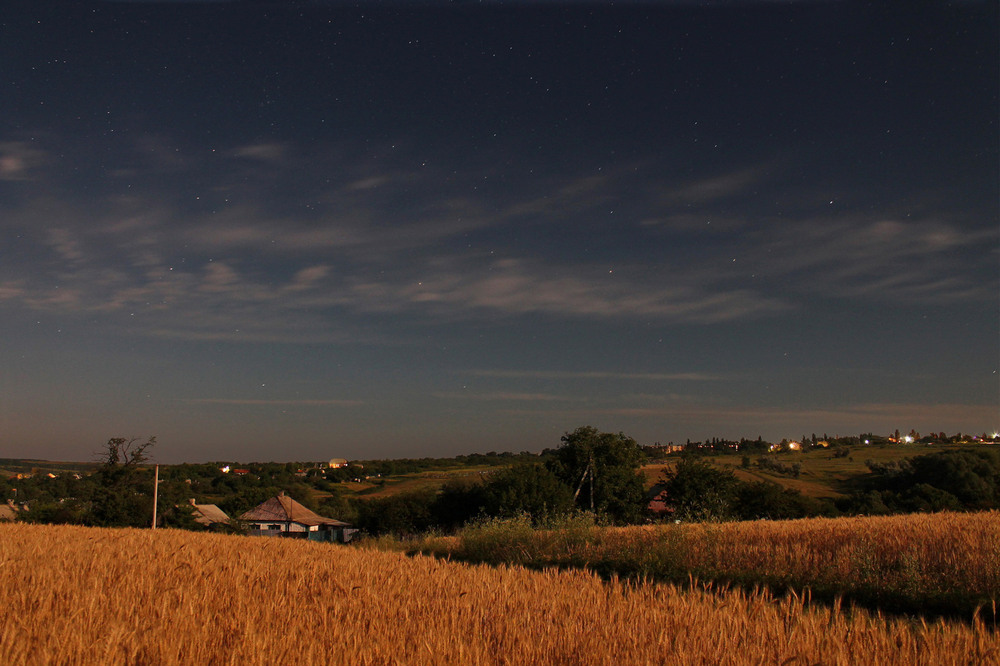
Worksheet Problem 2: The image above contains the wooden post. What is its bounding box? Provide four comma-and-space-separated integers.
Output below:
151, 464, 159, 530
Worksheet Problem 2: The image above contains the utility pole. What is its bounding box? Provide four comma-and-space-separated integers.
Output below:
151, 464, 159, 530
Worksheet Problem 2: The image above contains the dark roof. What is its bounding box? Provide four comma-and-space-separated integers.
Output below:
239, 492, 350, 527
646, 484, 672, 514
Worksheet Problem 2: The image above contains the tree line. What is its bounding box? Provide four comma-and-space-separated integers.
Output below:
3, 428, 999, 536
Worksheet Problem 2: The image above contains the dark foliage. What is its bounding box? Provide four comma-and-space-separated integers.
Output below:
547, 426, 646, 524
735, 481, 835, 521
479, 463, 575, 522
89, 437, 157, 528
6, 432, 998, 536
852, 449, 1000, 513
659, 456, 741, 521
354, 489, 438, 538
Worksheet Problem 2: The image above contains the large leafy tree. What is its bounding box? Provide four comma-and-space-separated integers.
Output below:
354, 489, 437, 538
430, 465, 575, 531
659, 456, 740, 522
547, 426, 646, 524
860, 448, 1000, 512
904, 449, 999, 509
482, 463, 575, 523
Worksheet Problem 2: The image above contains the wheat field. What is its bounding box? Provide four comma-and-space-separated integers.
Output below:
412, 510, 1000, 619
1, 524, 998, 665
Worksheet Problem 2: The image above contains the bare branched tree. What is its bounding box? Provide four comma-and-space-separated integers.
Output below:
90, 436, 157, 527
101, 436, 156, 468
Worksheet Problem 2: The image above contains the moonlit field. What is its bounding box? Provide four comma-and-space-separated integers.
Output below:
1, 2, 996, 664
2, 523, 997, 665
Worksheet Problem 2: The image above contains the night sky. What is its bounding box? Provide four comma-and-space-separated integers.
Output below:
1, 1, 997, 463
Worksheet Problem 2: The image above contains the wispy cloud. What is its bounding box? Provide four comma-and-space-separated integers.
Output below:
640, 212, 747, 233
750, 214, 997, 304
504, 173, 617, 220
0, 134, 992, 346
659, 166, 766, 206
345, 176, 387, 191
0, 142, 46, 181
585, 402, 999, 429
182, 398, 363, 406
468, 370, 722, 381
432, 392, 570, 402
0, 215, 790, 341
0, 282, 26, 301
233, 142, 288, 163
385, 258, 787, 323
494, 402, 999, 440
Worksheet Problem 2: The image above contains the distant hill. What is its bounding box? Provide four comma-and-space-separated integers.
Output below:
0, 459, 100, 476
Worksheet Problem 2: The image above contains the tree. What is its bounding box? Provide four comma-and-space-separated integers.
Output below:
317, 487, 358, 525
19, 499, 90, 525
898, 483, 962, 513
861, 449, 1000, 512
481, 464, 575, 523
354, 489, 437, 538
89, 436, 157, 527
659, 456, 739, 521
101, 436, 155, 468
735, 481, 834, 521
905, 449, 999, 509
431, 478, 491, 531
546, 426, 645, 524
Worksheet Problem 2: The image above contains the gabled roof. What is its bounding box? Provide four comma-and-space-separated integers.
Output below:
0, 501, 20, 522
239, 492, 350, 527
188, 499, 230, 526
646, 483, 672, 514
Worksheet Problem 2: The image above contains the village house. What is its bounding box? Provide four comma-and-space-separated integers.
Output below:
187, 499, 231, 530
0, 500, 23, 522
240, 492, 355, 543
645, 484, 672, 516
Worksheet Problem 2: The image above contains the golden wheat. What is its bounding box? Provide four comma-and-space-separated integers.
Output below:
619, 511, 1000, 594
414, 511, 1000, 618
0, 523, 996, 665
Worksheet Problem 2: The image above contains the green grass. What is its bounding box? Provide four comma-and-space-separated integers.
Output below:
0, 459, 99, 477
647, 443, 995, 499
337, 466, 495, 500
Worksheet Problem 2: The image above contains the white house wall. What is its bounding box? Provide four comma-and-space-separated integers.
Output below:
248, 522, 317, 533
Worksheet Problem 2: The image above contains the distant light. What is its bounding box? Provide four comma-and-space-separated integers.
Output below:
903, 436, 914, 443
864, 439, 870, 444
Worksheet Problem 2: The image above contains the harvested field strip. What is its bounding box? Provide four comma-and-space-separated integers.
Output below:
1, 524, 998, 665
411, 511, 1000, 620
